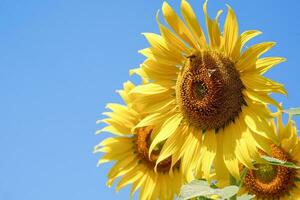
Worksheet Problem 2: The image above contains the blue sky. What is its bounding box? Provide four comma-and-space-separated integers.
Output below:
0, 0, 299, 199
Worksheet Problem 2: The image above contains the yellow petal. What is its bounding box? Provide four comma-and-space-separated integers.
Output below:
243, 129, 263, 163
214, 135, 229, 187
142, 33, 183, 62
291, 142, 300, 160
149, 178, 160, 200
106, 104, 138, 119
189, 127, 203, 178
192, 135, 203, 179
211, 14, 222, 48
277, 112, 289, 141
180, 126, 202, 180
250, 129, 272, 156
139, 172, 157, 200
142, 98, 175, 114
116, 168, 142, 192
243, 90, 281, 109
234, 119, 255, 169
242, 107, 277, 141
231, 30, 262, 61
280, 117, 298, 152
203, 0, 221, 48
129, 67, 148, 81
155, 126, 184, 168
135, 112, 169, 128
102, 112, 136, 128
130, 166, 147, 199
223, 5, 238, 57
98, 119, 131, 135
156, 13, 191, 55
132, 92, 173, 112
142, 58, 178, 76
181, 0, 206, 48
130, 83, 169, 96
241, 112, 272, 157
282, 126, 297, 153
161, 174, 173, 200
139, 48, 181, 65
97, 153, 117, 165
244, 98, 274, 119
162, 2, 197, 48
141, 59, 178, 82
201, 130, 217, 180
240, 30, 262, 48
116, 81, 135, 105
149, 113, 183, 156
256, 57, 286, 74
222, 125, 240, 179
107, 156, 137, 187
98, 137, 131, 147
237, 42, 276, 72
241, 73, 287, 95
95, 125, 129, 136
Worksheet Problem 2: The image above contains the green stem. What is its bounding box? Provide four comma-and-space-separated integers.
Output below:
229, 175, 237, 200
237, 168, 248, 189
228, 168, 249, 200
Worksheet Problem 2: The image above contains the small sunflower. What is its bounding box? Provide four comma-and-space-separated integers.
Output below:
130, 0, 286, 180
242, 112, 300, 199
94, 81, 185, 200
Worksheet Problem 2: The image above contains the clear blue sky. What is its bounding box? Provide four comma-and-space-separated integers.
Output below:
0, 0, 299, 199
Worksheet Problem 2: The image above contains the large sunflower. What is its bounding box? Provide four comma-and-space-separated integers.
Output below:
94, 81, 185, 200
130, 0, 286, 181
241, 112, 300, 199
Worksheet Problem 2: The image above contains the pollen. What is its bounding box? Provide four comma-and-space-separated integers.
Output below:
135, 127, 176, 173
243, 144, 296, 199
176, 50, 245, 130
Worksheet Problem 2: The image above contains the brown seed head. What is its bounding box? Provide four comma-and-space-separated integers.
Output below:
135, 127, 178, 173
176, 50, 245, 130
244, 144, 297, 199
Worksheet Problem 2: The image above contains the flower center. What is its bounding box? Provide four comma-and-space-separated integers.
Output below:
192, 81, 207, 100
176, 50, 245, 130
135, 127, 177, 173
244, 145, 296, 199
254, 164, 277, 183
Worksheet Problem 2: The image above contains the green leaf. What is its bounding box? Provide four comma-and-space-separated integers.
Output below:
220, 186, 240, 199
283, 107, 300, 116
236, 168, 248, 188
261, 155, 300, 169
229, 175, 237, 186
294, 177, 300, 182
178, 181, 215, 200
237, 194, 255, 200
179, 180, 239, 200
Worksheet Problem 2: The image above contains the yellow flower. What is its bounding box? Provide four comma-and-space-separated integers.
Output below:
130, 0, 286, 181
95, 81, 185, 200
241, 113, 300, 199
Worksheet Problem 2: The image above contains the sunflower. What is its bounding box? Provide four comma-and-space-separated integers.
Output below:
130, 0, 286, 181
94, 81, 185, 200
241, 112, 300, 199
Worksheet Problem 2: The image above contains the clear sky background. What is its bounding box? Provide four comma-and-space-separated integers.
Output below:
0, 0, 299, 199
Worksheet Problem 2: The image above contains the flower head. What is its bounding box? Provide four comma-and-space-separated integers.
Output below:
95, 81, 185, 200
242, 112, 300, 199
130, 0, 286, 181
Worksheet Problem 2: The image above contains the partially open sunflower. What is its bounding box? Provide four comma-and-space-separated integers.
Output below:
241, 112, 300, 199
130, 0, 286, 181
95, 81, 185, 200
